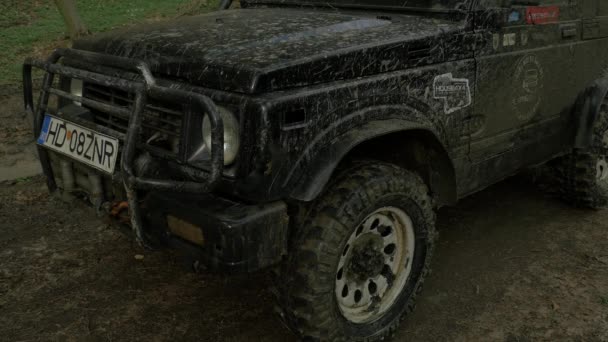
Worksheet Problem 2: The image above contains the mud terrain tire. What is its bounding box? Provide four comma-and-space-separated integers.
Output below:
275, 162, 436, 341
556, 96, 608, 209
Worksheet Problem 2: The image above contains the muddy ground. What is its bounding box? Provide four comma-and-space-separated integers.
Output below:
0, 92, 41, 182
1, 91, 607, 341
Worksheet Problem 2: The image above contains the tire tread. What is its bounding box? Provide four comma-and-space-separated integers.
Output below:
273, 161, 436, 341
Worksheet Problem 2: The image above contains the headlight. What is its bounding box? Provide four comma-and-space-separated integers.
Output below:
70, 79, 83, 106
202, 106, 240, 166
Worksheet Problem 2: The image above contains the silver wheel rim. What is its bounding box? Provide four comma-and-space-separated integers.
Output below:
335, 206, 416, 324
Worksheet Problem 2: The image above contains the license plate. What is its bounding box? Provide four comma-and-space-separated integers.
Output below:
37, 115, 119, 174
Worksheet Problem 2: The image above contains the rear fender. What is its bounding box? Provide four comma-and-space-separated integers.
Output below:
574, 77, 608, 148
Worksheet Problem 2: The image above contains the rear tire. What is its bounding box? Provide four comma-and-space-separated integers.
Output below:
550, 96, 608, 209
274, 162, 436, 341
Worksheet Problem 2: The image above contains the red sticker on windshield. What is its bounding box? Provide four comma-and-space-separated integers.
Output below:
526, 6, 560, 24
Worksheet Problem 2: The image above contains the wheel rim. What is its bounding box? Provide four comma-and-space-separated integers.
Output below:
335, 206, 416, 324
596, 157, 608, 182
598, 130, 608, 185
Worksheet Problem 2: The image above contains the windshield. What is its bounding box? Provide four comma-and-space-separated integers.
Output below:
242, 0, 469, 13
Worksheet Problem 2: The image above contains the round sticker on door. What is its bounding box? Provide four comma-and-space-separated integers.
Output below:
512, 55, 544, 121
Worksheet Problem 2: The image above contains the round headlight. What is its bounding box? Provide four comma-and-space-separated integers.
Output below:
202, 106, 240, 166
70, 79, 83, 106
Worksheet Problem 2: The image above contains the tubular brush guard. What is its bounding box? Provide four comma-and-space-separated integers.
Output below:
23, 48, 226, 249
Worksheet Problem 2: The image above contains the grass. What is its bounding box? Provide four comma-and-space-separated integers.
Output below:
14, 177, 33, 184
0, 0, 220, 87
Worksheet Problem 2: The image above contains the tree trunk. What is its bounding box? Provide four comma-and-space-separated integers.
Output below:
53, 0, 89, 38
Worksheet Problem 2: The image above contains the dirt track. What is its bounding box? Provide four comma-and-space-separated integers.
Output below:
1, 92, 607, 341
1, 175, 607, 341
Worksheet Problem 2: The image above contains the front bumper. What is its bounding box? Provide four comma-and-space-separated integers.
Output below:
44, 149, 289, 273
145, 193, 289, 273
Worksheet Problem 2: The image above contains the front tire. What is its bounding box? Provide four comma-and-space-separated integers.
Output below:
276, 162, 436, 341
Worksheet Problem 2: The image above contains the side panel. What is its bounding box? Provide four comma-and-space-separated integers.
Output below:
465, 1, 585, 196
575, 1, 608, 92
583, 0, 608, 39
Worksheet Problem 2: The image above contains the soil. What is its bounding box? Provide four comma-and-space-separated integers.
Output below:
1, 92, 607, 341
0, 94, 42, 182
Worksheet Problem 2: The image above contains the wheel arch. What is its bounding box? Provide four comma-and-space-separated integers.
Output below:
288, 119, 457, 207
574, 77, 608, 148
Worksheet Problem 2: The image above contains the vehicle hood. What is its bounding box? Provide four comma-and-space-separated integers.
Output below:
74, 8, 464, 94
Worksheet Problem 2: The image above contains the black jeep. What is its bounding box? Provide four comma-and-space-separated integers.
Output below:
24, 0, 608, 340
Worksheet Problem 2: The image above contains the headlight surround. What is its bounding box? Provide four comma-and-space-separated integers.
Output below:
202, 106, 240, 166
70, 78, 83, 106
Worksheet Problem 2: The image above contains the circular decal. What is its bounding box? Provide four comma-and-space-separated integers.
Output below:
512, 55, 543, 121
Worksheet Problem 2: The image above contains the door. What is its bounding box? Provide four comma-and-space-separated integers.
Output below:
461, 0, 582, 195
582, 0, 608, 39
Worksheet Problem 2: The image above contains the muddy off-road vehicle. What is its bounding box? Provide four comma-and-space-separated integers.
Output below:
23, 0, 608, 340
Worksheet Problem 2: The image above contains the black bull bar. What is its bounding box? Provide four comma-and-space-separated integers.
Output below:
23, 48, 225, 249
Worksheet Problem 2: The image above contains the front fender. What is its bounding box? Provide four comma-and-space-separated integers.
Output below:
287, 116, 452, 202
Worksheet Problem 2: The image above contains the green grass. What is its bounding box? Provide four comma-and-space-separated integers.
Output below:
0, 0, 220, 86
14, 176, 33, 184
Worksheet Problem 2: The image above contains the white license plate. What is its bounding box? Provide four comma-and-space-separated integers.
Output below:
37, 115, 119, 174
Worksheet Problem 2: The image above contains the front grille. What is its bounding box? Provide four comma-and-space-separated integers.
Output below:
83, 83, 183, 154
